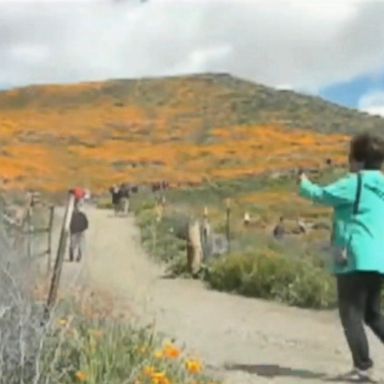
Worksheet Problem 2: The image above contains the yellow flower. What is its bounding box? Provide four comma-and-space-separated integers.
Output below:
75, 371, 88, 382
185, 359, 203, 375
154, 350, 163, 359
57, 318, 68, 327
151, 371, 165, 380
143, 368, 170, 384
151, 372, 170, 384
143, 366, 156, 377
163, 344, 181, 359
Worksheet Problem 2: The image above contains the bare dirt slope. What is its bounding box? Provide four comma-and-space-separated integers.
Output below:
62, 207, 384, 383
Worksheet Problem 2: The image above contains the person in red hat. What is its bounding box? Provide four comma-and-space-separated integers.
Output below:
69, 199, 89, 262
73, 187, 86, 201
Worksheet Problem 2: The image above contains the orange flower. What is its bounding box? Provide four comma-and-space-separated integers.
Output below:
163, 344, 181, 359
143, 370, 170, 384
151, 372, 165, 383
75, 371, 88, 382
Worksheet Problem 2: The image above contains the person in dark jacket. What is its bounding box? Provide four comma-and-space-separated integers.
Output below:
69, 203, 89, 262
109, 184, 121, 215
119, 183, 130, 215
273, 216, 285, 239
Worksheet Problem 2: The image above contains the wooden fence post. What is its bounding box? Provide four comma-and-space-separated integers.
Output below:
152, 203, 162, 254
44, 192, 75, 319
46, 205, 55, 276
26, 207, 33, 259
186, 219, 203, 277
201, 206, 211, 260
23, 191, 33, 259
225, 198, 231, 253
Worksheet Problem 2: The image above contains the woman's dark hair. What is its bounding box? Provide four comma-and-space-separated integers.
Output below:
350, 132, 384, 170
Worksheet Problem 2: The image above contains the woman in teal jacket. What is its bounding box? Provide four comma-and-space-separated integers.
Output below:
299, 133, 384, 382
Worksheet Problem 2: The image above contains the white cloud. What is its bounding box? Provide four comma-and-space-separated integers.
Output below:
359, 91, 384, 117
276, 84, 294, 91
9, 44, 49, 63
173, 44, 233, 74
0, 0, 383, 91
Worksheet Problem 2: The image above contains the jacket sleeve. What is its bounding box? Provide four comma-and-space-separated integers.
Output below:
299, 174, 356, 207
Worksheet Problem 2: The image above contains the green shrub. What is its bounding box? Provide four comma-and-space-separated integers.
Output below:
135, 206, 188, 265
165, 254, 190, 277
42, 311, 216, 384
205, 251, 336, 309
162, 213, 189, 240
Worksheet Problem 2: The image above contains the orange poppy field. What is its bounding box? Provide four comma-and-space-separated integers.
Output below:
0, 75, 350, 192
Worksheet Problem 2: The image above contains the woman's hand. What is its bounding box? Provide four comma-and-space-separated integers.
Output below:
297, 170, 308, 184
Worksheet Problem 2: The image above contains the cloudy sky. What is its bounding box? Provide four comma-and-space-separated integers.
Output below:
1, 0, 384, 115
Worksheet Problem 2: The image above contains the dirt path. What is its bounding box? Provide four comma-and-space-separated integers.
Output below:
63, 207, 384, 383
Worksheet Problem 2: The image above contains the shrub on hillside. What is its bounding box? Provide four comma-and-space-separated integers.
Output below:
205, 251, 336, 309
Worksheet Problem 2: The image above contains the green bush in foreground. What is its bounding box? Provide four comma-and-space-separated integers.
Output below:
43, 314, 217, 384
205, 251, 337, 309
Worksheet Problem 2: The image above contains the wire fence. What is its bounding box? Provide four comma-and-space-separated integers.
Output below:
0, 192, 57, 383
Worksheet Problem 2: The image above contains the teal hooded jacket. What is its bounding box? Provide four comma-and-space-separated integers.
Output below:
299, 171, 384, 274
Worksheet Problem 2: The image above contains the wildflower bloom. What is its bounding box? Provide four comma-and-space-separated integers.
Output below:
143, 366, 156, 377
186, 358, 203, 374
163, 344, 181, 359
143, 367, 170, 384
57, 318, 68, 327
151, 371, 165, 380
151, 372, 170, 384
154, 350, 163, 359
75, 371, 88, 382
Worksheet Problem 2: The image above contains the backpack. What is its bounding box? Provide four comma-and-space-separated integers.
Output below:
70, 211, 89, 234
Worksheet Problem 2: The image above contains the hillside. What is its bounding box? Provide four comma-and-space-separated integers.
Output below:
0, 73, 381, 192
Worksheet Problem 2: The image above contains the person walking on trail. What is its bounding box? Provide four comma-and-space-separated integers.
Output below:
273, 216, 285, 239
109, 184, 121, 215
298, 132, 384, 382
73, 186, 86, 206
69, 202, 89, 262
119, 183, 130, 216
